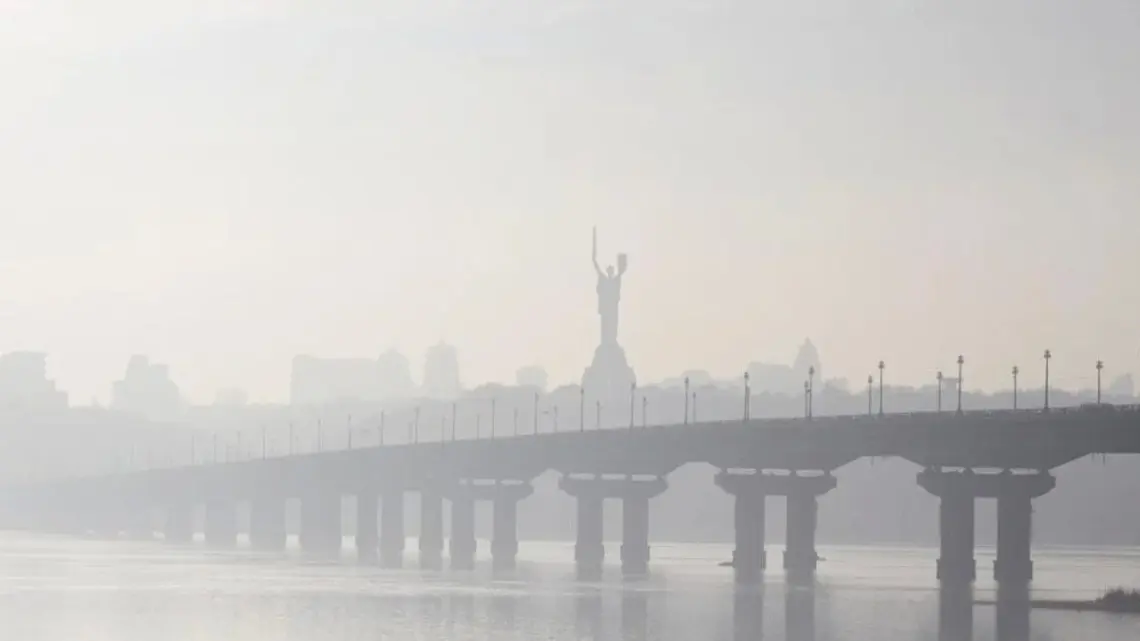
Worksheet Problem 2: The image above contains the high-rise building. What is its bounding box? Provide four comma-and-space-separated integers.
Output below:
111, 355, 181, 419
422, 342, 461, 399
0, 351, 68, 410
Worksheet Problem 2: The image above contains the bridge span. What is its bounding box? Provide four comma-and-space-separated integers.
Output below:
4, 405, 1139, 584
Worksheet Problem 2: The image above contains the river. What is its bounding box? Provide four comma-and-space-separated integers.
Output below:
1, 534, 1138, 640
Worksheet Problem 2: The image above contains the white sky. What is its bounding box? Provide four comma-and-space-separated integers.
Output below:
1, 1, 1138, 403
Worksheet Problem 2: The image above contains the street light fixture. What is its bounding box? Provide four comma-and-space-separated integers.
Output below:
936, 371, 943, 412
956, 355, 964, 414
1012, 366, 1019, 409
808, 365, 815, 418
878, 361, 885, 416
743, 371, 751, 420
867, 375, 873, 416
803, 380, 810, 418
1044, 349, 1052, 410
1096, 360, 1104, 404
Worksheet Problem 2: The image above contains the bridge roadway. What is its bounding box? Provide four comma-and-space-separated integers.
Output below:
4, 405, 1140, 583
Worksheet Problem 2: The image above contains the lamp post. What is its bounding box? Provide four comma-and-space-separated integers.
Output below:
878, 360, 885, 416
261, 425, 268, 459
1096, 360, 1104, 404
693, 391, 698, 422
579, 388, 585, 432
867, 375, 873, 416
642, 396, 648, 428
513, 407, 519, 436
554, 406, 560, 433
346, 415, 353, 450
936, 371, 943, 412
1044, 349, 1052, 410
491, 399, 497, 439
379, 411, 386, 446
743, 372, 751, 420
803, 381, 810, 418
956, 355, 964, 414
1012, 366, 1019, 409
808, 365, 815, 418
533, 392, 540, 435
629, 382, 636, 429
596, 400, 601, 430
684, 377, 690, 424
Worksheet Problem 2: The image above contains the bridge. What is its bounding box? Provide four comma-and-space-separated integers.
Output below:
4, 403, 1139, 585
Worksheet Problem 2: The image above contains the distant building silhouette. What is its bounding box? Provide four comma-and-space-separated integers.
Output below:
422, 342, 461, 399
746, 339, 825, 395
111, 355, 181, 419
213, 388, 248, 407
376, 349, 415, 400
515, 365, 548, 391
1108, 374, 1134, 398
0, 352, 68, 410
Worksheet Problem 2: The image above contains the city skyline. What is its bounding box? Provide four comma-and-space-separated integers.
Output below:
4, 2, 1139, 403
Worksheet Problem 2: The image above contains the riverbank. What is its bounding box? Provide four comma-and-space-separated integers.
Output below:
977, 588, 1140, 614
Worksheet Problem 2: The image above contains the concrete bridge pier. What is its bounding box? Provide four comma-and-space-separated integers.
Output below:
204, 499, 238, 548
714, 472, 769, 582
449, 491, 477, 570
918, 470, 978, 584
994, 473, 1054, 584
355, 492, 378, 562
418, 490, 444, 570
490, 482, 535, 572
380, 490, 405, 568
560, 475, 668, 578
919, 469, 1055, 584
163, 502, 195, 544
250, 496, 287, 551
300, 493, 342, 558
783, 474, 837, 584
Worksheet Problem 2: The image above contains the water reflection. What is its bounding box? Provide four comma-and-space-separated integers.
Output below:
733, 583, 764, 641
995, 583, 1031, 641
938, 582, 974, 641
621, 589, 649, 641
575, 588, 603, 640
785, 584, 816, 641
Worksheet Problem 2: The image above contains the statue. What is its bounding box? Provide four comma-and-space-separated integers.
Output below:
592, 226, 628, 346
582, 227, 636, 398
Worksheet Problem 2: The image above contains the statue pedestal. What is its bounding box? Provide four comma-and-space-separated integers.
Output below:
582, 342, 636, 401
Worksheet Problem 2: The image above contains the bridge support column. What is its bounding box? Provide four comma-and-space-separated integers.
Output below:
560, 475, 667, 578
250, 496, 287, 551
163, 502, 194, 544
994, 494, 1034, 583
204, 499, 237, 548
715, 472, 768, 582
300, 493, 342, 557
355, 492, 378, 562
449, 494, 477, 570
782, 474, 837, 584
491, 483, 534, 572
419, 490, 443, 570
381, 490, 405, 568
575, 493, 605, 579
919, 469, 1053, 584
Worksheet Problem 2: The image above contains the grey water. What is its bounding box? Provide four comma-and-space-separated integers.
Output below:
1, 535, 1138, 641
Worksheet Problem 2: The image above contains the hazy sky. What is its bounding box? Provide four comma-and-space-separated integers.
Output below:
2, 1, 1138, 404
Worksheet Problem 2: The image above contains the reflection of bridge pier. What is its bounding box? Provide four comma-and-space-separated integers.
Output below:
559, 475, 668, 578
785, 586, 815, 641
919, 469, 1055, 584
938, 583, 974, 641
716, 471, 836, 583
732, 584, 764, 641
620, 590, 649, 641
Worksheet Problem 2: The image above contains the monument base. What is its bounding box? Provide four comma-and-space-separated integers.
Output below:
582, 342, 636, 400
